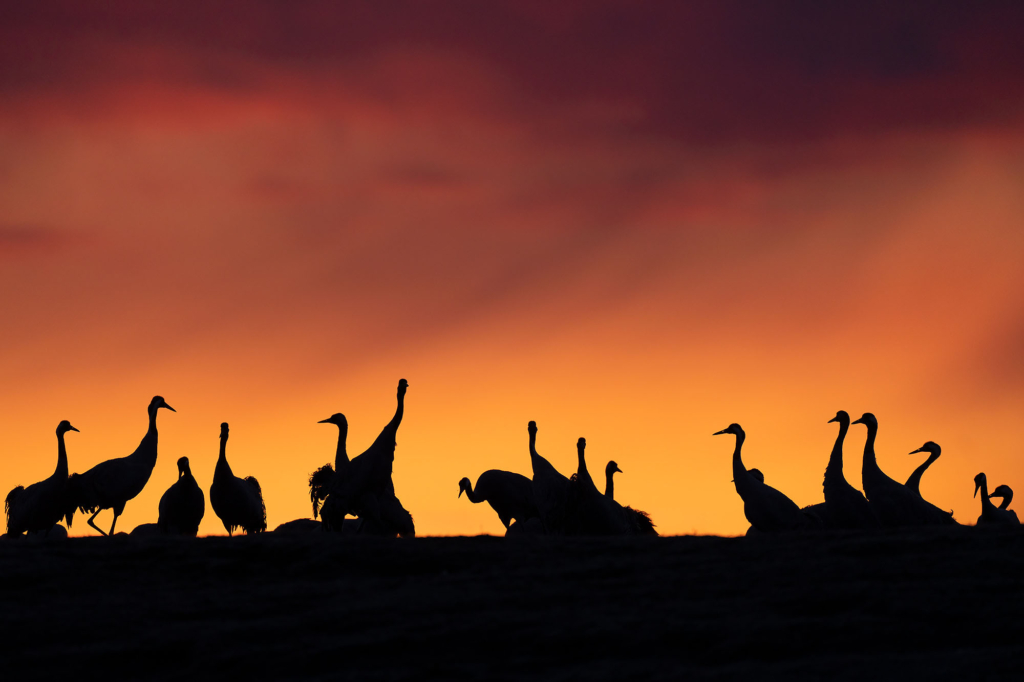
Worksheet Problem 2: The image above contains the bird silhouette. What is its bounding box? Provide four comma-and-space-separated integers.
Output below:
905, 441, 942, 498
65, 396, 175, 536
5, 420, 79, 537
459, 470, 539, 530
526, 421, 570, 535
974, 473, 1020, 526
319, 380, 414, 537
990, 484, 1017, 514
604, 461, 622, 499
821, 411, 878, 529
853, 414, 956, 526
157, 457, 205, 536
565, 438, 656, 536
308, 413, 347, 519
210, 423, 266, 535
714, 424, 809, 532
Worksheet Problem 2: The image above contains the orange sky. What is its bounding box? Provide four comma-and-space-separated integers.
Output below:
3, 2, 1024, 536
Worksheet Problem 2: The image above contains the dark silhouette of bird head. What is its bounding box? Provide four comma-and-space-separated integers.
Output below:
528, 421, 537, 436
458, 477, 472, 498
713, 423, 744, 437
220, 422, 229, 439
606, 461, 622, 476
57, 420, 79, 435
398, 378, 409, 396
990, 485, 1013, 503
318, 413, 348, 429
577, 437, 586, 452
177, 457, 191, 478
974, 472, 987, 498
150, 396, 176, 413
909, 441, 940, 456
851, 413, 877, 428
827, 410, 850, 425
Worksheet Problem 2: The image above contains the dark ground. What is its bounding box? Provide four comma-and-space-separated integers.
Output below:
1, 527, 1022, 680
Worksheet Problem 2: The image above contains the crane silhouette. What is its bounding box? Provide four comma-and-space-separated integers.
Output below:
526, 421, 570, 535
458, 470, 539, 530
210, 423, 266, 535
319, 380, 414, 537
714, 424, 809, 532
65, 396, 175, 536
974, 473, 1020, 526
990, 484, 1017, 514
5, 420, 79, 537
905, 441, 942, 498
821, 411, 878, 529
564, 438, 656, 536
308, 413, 347, 519
604, 461, 622, 499
158, 457, 205, 536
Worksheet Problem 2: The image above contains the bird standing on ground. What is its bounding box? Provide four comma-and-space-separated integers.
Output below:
309, 413, 348, 519
527, 421, 570, 534
974, 473, 1020, 526
65, 396, 175, 536
714, 423, 809, 532
458, 470, 539, 530
5, 420, 79, 537
158, 457, 205, 536
210, 423, 266, 535
821, 411, 878, 529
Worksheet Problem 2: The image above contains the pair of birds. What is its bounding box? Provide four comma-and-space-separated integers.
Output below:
716, 411, 1017, 532
307, 379, 415, 537
459, 421, 655, 536
4, 396, 266, 538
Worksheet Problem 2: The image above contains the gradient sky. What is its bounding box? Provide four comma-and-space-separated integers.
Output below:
3, 1, 1024, 536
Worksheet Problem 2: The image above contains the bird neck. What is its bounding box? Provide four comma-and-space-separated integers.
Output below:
731, 433, 750, 488
462, 484, 483, 504
577, 448, 589, 480
217, 436, 232, 476
861, 423, 879, 478
54, 431, 69, 479
979, 479, 995, 512
334, 426, 349, 469
825, 421, 849, 478
529, 431, 538, 460
605, 471, 615, 499
906, 451, 940, 493
999, 491, 1013, 510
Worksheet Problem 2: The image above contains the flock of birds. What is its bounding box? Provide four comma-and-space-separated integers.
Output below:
2, 382, 1020, 539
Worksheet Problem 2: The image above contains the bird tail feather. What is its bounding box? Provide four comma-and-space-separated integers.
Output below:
308, 464, 336, 519
5, 486, 24, 532
625, 506, 658, 536
244, 476, 267, 533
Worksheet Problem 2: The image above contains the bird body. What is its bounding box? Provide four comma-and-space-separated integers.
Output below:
210, 423, 266, 535
5, 420, 79, 536
459, 470, 539, 529
975, 474, 1020, 526
527, 421, 570, 534
158, 457, 205, 536
854, 414, 956, 527
565, 439, 655, 536
715, 424, 808, 532
821, 411, 878, 529
65, 396, 174, 535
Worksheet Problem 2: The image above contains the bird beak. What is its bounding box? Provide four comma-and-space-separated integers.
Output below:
615, 465, 623, 473
827, 416, 838, 424
712, 429, 729, 436
318, 418, 332, 424
909, 447, 925, 455
851, 417, 864, 425
164, 403, 176, 412
974, 482, 980, 499
69, 425, 80, 432
458, 489, 463, 498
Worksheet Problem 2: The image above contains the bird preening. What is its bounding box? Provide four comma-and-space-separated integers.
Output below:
3, 390, 1019, 539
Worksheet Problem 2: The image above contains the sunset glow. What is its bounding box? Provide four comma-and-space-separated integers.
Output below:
3, 2, 1024, 536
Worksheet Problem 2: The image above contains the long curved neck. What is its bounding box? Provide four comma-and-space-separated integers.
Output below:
979, 479, 995, 512
334, 426, 349, 469
732, 433, 750, 489
577, 449, 588, 480
54, 431, 69, 479
825, 421, 849, 481
605, 471, 615, 499
906, 451, 940, 493
861, 423, 879, 479
529, 431, 539, 461
388, 390, 405, 433
999, 491, 1013, 510
463, 484, 483, 504
217, 436, 232, 477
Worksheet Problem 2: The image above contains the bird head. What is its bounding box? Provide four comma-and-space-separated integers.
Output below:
606, 460, 622, 476
713, 423, 744, 438
220, 422, 229, 439
909, 441, 940, 456
57, 420, 79, 435
851, 413, 876, 428
150, 396, 176, 413
177, 457, 191, 478
458, 477, 471, 498
577, 437, 586, 453
528, 421, 537, 436
397, 378, 409, 396
318, 413, 348, 429
990, 485, 1013, 502
974, 472, 987, 498
827, 410, 849, 425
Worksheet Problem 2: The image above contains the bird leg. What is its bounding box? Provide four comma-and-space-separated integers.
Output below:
109, 512, 119, 536
87, 510, 108, 536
